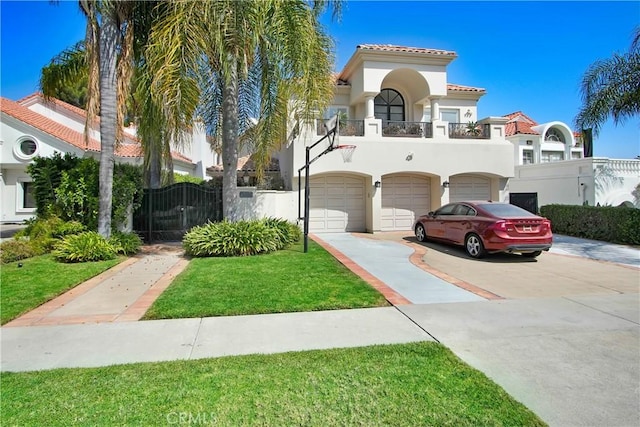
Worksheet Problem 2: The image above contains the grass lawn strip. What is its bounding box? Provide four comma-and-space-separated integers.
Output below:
144, 240, 389, 319
0, 342, 546, 426
0, 255, 123, 325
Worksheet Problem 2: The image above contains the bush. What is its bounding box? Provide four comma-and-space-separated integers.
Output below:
109, 231, 142, 255
261, 217, 302, 247
52, 232, 117, 263
0, 240, 35, 264
183, 220, 281, 257
52, 220, 86, 238
540, 204, 640, 245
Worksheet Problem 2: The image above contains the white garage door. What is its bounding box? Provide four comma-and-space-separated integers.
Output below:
381, 175, 431, 231
308, 175, 365, 232
449, 176, 491, 202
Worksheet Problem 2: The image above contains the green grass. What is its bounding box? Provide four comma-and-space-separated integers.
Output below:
143, 240, 389, 319
0, 254, 123, 325
0, 342, 546, 426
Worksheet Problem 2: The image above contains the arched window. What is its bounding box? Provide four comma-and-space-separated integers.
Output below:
374, 89, 405, 123
545, 128, 565, 143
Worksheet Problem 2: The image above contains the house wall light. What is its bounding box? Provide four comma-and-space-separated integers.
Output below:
242, 170, 250, 185
442, 181, 450, 188
374, 180, 381, 188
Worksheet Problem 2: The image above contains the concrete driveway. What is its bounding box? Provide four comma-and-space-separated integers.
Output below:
319, 232, 640, 427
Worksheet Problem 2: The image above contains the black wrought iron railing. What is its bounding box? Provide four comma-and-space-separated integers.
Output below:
316, 119, 365, 136
448, 123, 490, 139
382, 121, 431, 138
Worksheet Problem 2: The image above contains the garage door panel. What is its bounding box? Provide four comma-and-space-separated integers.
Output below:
450, 176, 490, 202
309, 175, 365, 232
381, 175, 431, 231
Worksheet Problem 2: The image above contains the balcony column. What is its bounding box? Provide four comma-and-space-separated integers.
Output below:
365, 96, 375, 119
430, 97, 440, 120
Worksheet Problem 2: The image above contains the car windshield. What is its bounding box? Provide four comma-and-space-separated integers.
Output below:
478, 203, 537, 218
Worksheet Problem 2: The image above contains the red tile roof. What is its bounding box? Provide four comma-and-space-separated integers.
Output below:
208, 155, 280, 173
503, 111, 539, 136
357, 44, 456, 56
1, 94, 192, 163
447, 83, 485, 93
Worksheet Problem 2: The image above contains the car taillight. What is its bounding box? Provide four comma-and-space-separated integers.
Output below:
489, 220, 512, 232
541, 219, 552, 232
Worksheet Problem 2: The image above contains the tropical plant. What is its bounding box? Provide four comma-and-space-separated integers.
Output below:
52, 231, 117, 263
575, 27, 640, 136
108, 231, 142, 255
183, 220, 280, 257
0, 240, 35, 264
466, 121, 481, 136
146, 0, 339, 221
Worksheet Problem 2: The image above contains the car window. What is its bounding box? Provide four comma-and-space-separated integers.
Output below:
478, 203, 537, 218
454, 205, 475, 216
436, 204, 457, 215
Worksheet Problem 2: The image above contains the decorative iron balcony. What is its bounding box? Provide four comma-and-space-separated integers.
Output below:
448, 122, 490, 139
382, 121, 432, 138
316, 119, 365, 136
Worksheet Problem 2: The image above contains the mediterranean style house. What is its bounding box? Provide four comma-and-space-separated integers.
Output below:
277, 44, 514, 232
503, 111, 639, 208
0, 93, 215, 223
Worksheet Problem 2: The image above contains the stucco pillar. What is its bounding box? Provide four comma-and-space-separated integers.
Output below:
430, 97, 441, 121
365, 96, 375, 119
370, 176, 382, 232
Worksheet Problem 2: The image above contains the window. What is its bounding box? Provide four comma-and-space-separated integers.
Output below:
541, 151, 564, 163
522, 150, 534, 164
374, 89, 405, 123
13, 136, 39, 160
545, 128, 565, 143
571, 152, 582, 159
440, 109, 459, 123
16, 179, 36, 212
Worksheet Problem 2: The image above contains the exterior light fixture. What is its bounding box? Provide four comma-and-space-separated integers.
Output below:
242, 170, 250, 185
374, 180, 381, 188
442, 181, 450, 188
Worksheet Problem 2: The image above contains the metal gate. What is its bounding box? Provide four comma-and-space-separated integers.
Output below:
509, 192, 539, 215
133, 183, 223, 242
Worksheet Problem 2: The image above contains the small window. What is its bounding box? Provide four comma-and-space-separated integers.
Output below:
324, 106, 348, 120
541, 151, 564, 163
440, 109, 459, 123
522, 150, 534, 164
23, 182, 36, 209
436, 204, 458, 215
545, 128, 565, 143
13, 136, 39, 160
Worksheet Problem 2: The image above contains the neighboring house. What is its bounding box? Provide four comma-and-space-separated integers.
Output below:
276, 44, 513, 232
504, 111, 640, 208
0, 93, 216, 223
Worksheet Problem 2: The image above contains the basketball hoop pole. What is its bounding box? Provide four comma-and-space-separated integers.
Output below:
298, 116, 339, 253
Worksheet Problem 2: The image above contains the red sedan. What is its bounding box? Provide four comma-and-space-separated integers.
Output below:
414, 201, 553, 259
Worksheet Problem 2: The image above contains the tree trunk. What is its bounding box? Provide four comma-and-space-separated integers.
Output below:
222, 64, 240, 221
148, 143, 162, 189
97, 11, 118, 238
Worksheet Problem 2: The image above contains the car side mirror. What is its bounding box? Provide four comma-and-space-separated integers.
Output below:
428, 211, 435, 218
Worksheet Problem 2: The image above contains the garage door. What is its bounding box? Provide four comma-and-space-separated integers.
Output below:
449, 176, 490, 202
381, 175, 431, 231
308, 175, 365, 232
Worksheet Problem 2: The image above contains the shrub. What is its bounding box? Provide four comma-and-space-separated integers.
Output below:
52, 232, 117, 263
52, 220, 86, 238
109, 231, 142, 255
0, 240, 35, 264
183, 220, 280, 257
261, 217, 302, 247
541, 204, 640, 245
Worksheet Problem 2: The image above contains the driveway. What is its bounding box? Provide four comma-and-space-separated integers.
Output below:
318, 232, 640, 427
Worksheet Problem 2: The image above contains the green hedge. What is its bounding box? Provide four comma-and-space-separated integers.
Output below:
540, 204, 640, 245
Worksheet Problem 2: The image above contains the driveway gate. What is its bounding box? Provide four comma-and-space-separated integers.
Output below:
133, 183, 223, 242
509, 192, 539, 215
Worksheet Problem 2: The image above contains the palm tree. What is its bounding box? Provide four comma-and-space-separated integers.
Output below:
575, 27, 640, 136
146, 0, 339, 221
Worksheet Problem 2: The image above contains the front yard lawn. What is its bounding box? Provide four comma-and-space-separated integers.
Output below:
0, 255, 123, 325
0, 342, 546, 426
143, 239, 389, 319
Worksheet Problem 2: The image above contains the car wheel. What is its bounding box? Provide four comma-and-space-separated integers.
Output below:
464, 233, 486, 259
415, 224, 427, 242
522, 251, 542, 258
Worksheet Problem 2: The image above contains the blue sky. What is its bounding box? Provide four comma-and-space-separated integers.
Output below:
1, 0, 639, 158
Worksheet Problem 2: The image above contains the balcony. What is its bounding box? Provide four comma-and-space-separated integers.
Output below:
448, 122, 490, 139
316, 119, 365, 136
382, 121, 432, 138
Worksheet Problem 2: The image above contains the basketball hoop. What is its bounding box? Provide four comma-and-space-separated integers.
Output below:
335, 145, 356, 163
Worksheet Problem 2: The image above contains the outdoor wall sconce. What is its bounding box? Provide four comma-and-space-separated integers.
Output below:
242, 170, 250, 185
374, 180, 381, 188
442, 181, 450, 188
